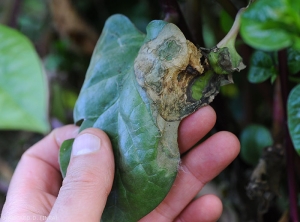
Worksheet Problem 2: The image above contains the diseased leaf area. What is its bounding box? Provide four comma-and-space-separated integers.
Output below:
60, 14, 242, 221
247, 50, 277, 83
240, 0, 300, 51
134, 22, 232, 122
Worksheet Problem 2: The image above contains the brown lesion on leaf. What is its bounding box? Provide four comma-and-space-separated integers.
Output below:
158, 60, 204, 121
134, 30, 206, 121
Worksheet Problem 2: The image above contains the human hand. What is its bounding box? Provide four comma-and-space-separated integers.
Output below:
1, 106, 239, 222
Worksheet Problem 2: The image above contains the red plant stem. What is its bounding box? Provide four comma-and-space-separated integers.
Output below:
159, 0, 194, 43
273, 78, 284, 143
8, 0, 23, 28
278, 49, 299, 222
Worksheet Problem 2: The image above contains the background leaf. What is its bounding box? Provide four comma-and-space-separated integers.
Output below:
240, 124, 274, 165
247, 50, 277, 83
0, 25, 49, 133
287, 47, 300, 74
240, 0, 300, 51
288, 84, 300, 155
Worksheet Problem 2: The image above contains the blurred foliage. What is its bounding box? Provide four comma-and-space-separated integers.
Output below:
1, 0, 299, 221
0, 25, 49, 133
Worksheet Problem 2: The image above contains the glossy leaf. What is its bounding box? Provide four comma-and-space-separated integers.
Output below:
0, 25, 49, 133
60, 14, 243, 221
288, 84, 300, 156
287, 47, 300, 74
240, 0, 300, 51
240, 124, 273, 165
247, 50, 277, 83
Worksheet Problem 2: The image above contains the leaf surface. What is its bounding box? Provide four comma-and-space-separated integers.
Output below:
247, 50, 277, 83
60, 14, 239, 221
0, 25, 49, 133
288, 84, 300, 156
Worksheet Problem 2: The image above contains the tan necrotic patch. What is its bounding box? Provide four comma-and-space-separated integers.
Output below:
134, 23, 205, 121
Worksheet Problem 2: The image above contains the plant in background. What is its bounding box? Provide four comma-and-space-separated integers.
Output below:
240, 0, 300, 221
0, 25, 49, 134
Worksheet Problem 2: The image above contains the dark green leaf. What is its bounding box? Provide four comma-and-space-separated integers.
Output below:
288, 84, 300, 156
60, 14, 239, 221
220, 9, 234, 33
240, 0, 300, 51
63, 15, 180, 221
0, 25, 49, 133
59, 139, 74, 178
240, 124, 273, 165
287, 47, 300, 74
247, 50, 277, 83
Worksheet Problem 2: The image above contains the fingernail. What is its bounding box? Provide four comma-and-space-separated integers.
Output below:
72, 133, 101, 156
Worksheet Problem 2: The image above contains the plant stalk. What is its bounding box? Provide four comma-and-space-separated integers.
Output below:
278, 49, 299, 222
8, 0, 23, 28
159, 0, 194, 43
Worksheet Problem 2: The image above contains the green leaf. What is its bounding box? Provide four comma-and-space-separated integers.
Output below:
0, 25, 49, 133
240, 0, 300, 51
288, 84, 300, 156
247, 50, 277, 83
60, 14, 241, 221
240, 124, 273, 165
220, 9, 234, 33
59, 139, 74, 178
65, 15, 179, 221
287, 47, 300, 74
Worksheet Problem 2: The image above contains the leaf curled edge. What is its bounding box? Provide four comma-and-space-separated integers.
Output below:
288, 84, 300, 156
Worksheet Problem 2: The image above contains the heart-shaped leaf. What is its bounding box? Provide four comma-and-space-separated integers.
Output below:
60, 14, 244, 221
61, 15, 179, 221
240, 0, 300, 51
240, 124, 273, 165
287, 47, 300, 75
0, 25, 49, 133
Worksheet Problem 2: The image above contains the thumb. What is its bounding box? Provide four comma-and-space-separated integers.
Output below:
49, 128, 115, 222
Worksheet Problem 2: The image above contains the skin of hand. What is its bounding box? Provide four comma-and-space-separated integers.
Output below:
0, 106, 239, 222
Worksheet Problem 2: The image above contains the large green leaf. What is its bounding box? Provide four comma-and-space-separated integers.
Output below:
0, 25, 49, 133
60, 14, 243, 221
240, 0, 300, 51
287, 47, 300, 74
288, 84, 300, 155
247, 50, 277, 83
